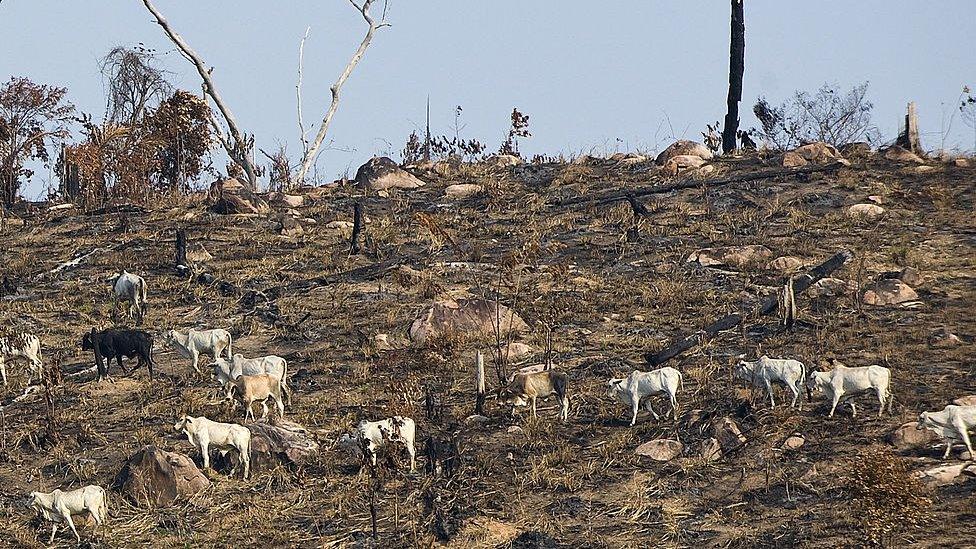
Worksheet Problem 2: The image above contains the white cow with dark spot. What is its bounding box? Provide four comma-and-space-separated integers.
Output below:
917, 405, 976, 459
340, 416, 417, 471
27, 485, 108, 544
0, 331, 42, 385
735, 356, 807, 409
806, 362, 891, 418
162, 328, 232, 373
607, 367, 683, 425
111, 270, 148, 324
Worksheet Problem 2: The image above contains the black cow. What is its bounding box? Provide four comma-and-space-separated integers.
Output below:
81, 328, 155, 380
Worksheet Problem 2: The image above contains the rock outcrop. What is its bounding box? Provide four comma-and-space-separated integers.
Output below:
114, 445, 210, 507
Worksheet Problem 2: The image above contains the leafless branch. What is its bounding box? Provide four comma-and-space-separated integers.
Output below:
140, 0, 258, 187
297, 26, 311, 159
293, 0, 387, 185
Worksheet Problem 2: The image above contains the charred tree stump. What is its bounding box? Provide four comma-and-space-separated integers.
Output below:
350, 202, 364, 254
721, 0, 745, 154
175, 228, 188, 277
645, 249, 852, 366
475, 350, 486, 416
896, 101, 922, 154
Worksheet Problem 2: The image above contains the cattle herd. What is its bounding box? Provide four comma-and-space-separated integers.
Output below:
0, 268, 972, 543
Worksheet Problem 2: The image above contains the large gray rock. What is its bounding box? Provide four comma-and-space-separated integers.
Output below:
208, 178, 270, 215
793, 142, 842, 163
409, 298, 529, 346
884, 145, 925, 164
889, 422, 938, 450
655, 140, 713, 165
862, 279, 919, 306
635, 439, 684, 461
114, 445, 210, 507
915, 463, 976, 486
247, 419, 320, 472
713, 417, 747, 453
355, 156, 426, 191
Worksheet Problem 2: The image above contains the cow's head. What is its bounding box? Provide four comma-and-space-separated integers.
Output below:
806, 371, 829, 393
81, 329, 96, 351
916, 412, 934, 430
496, 388, 527, 407
606, 378, 626, 400
734, 360, 755, 381
173, 415, 191, 434
26, 492, 41, 511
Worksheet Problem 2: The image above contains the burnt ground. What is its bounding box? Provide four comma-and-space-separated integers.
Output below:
0, 152, 973, 548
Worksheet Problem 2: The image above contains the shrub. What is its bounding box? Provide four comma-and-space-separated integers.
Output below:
845, 445, 931, 546
752, 82, 881, 150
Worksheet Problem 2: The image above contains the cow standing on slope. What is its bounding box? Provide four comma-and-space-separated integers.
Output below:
110, 270, 148, 324
162, 328, 232, 374
0, 332, 43, 386
917, 405, 976, 459
735, 356, 807, 409
607, 367, 683, 426
806, 360, 892, 418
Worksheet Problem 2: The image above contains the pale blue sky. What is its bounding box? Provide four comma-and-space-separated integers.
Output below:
2, 1, 974, 197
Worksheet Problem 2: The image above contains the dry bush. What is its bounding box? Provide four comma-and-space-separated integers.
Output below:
845, 445, 931, 546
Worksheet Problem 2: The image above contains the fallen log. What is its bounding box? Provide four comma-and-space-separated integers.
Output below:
557, 161, 846, 208
645, 249, 853, 366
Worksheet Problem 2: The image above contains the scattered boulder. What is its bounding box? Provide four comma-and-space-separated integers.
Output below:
443, 183, 483, 199
663, 154, 707, 175
782, 434, 805, 451
373, 333, 395, 352
208, 178, 270, 215
687, 245, 773, 269
635, 439, 684, 461
655, 140, 713, 165
914, 165, 936, 174
700, 437, 722, 462
847, 203, 885, 219
507, 425, 524, 435
840, 142, 872, 157
465, 414, 490, 425
713, 417, 747, 453
185, 243, 213, 265
952, 158, 970, 168
862, 278, 919, 306
696, 164, 717, 176
484, 154, 522, 169
888, 422, 938, 450
246, 420, 320, 472
782, 151, 808, 168
272, 215, 304, 238
355, 156, 426, 191
113, 445, 210, 507
931, 329, 965, 348
914, 463, 976, 487
952, 395, 976, 407
326, 220, 354, 234
266, 192, 305, 208
614, 154, 649, 167
898, 266, 923, 286
793, 142, 842, 163
883, 146, 925, 164
408, 298, 529, 346
767, 256, 805, 272
808, 277, 855, 298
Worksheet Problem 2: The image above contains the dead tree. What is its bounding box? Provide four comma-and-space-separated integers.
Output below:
293, 0, 389, 185
645, 250, 852, 366
475, 350, 486, 415
174, 228, 187, 275
721, 0, 745, 154
896, 101, 922, 154
141, 0, 259, 188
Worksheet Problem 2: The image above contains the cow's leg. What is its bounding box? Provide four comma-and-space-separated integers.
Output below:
260, 399, 269, 419
630, 398, 640, 426
943, 441, 953, 459
200, 441, 210, 470
765, 380, 775, 407
275, 395, 285, 417
48, 523, 58, 544
191, 350, 201, 374
646, 400, 660, 421
876, 389, 885, 417
669, 392, 678, 418
0, 358, 6, 386
562, 397, 569, 422
828, 394, 840, 417
954, 421, 974, 458
789, 383, 800, 408
530, 397, 538, 418
61, 507, 80, 542
407, 441, 416, 471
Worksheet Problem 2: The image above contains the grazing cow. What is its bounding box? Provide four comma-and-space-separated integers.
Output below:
81, 328, 154, 380
173, 415, 251, 478
607, 367, 684, 426
229, 374, 285, 421
27, 485, 108, 544
498, 370, 570, 421
162, 328, 232, 373
0, 331, 43, 386
735, 356, 807, 409
111, 270, 148, 324
917, 405, 976, 459
211, 354, 290, 404
806, 362, 892, 418
340, 416, 417, 471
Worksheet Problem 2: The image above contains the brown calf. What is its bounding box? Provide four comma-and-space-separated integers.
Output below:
498, 370, 569, 421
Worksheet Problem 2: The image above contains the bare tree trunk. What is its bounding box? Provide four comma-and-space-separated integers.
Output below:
293, 0, 387, 185
721, 0, 745, 154
141, 0, 259, 188
297, 26, 311, 161
350, 202, 364, 254
475, 350, 485, 415
896, 101, 922, 154
175, 228, 188, 276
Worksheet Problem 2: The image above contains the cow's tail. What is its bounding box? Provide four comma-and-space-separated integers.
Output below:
100, 489, 110, 522
677, 369, 684, 393
226, 332, 233, 359
281, 358, 292, 405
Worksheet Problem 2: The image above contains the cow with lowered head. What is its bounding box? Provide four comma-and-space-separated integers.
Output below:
82, 328, 155, 380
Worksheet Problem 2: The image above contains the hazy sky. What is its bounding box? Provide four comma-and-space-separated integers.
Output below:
2, 1, 974, 197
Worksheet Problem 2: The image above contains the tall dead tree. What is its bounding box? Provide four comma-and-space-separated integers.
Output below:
721, 0, 745, 154
141, 0, 259, 189
293, 0, 388, 185
896, 101, 922, 154
475, 350, 486, 415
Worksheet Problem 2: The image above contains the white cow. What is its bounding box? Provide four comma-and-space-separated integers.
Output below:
0, 331, 43, 386
211, 354, 290, 405
807, 362, 891, 418
27, 485, 108, 544
340, 416, 417, 471
162, 328, 232, 373
173, 415, 251, 478
111, 270, 148, 324
735, 356, 807, 409
917, 405, 976, 459
607, 367, 683, 425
